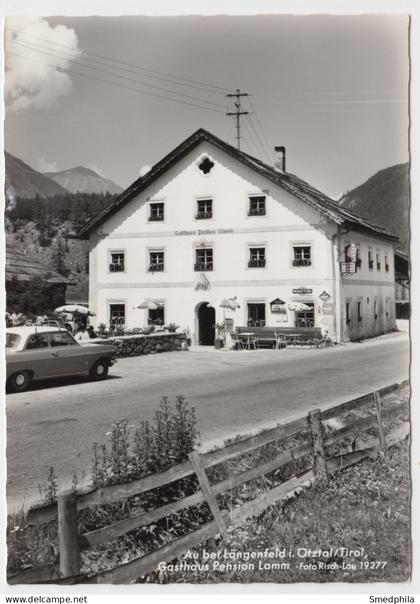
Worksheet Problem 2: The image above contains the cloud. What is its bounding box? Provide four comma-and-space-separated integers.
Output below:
139, 165, 152, 177
5, 17, 81, 112
37, 157, 59, 173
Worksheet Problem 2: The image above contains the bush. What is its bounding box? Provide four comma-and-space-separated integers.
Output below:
166, 323, 179, 333
91, 395, 199, 488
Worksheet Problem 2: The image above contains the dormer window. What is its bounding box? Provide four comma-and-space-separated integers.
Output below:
149, 202, 164, 222
196, 199, 213, 220
248, 195, 266, 216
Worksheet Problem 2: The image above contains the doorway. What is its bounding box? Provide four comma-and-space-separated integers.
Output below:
197, 302, 215, 345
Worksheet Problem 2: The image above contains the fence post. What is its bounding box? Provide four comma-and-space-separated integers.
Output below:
57, 489, 80, 578
374, 391, 387, 455
308, 409, 328, 481
189, 451, 227, 536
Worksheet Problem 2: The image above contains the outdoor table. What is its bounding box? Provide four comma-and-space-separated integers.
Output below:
238, 332, 258, 349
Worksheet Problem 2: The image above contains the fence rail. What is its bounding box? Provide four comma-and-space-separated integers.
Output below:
10, 380, 409, 585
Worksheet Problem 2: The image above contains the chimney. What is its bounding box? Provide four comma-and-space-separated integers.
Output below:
274, 146, 286, 173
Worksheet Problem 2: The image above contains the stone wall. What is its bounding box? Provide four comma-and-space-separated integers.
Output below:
92, 332, 188, 358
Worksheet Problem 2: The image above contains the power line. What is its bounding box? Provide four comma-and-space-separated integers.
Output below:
247, 97, 272, 161
244, 114, 271, 164
7, 27, 226, 94
7, 51, 225, 114
226, 89, 249, 150
7, 40, 226, 111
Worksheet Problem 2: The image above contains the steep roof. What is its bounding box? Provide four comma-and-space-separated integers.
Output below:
78, 128, 399, 243
6, 249, 73, 285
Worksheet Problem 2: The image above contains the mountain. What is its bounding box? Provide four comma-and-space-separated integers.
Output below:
44, 166, 123, 195
338, 163, 410, 254
4, 152, 69, 200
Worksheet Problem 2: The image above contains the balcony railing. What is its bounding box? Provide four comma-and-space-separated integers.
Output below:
194, 262, 213, 271
248, 258, 266, 268
248, 207, 266, 216
195, 211, 212, 220
293, 258, 311, 267
148, 214, 164, 221
109, 263, 124, 272
148, 264, 164, 272
340, 261, 356, 274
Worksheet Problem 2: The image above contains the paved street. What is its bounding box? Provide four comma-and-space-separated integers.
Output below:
6, 331, 409, 511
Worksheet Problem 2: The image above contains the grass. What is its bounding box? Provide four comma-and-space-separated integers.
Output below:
157, 440, 410, 584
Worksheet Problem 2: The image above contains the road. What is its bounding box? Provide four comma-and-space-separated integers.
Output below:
6, 332, 409, 510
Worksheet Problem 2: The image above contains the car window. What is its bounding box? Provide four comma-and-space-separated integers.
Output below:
5, 333, 21, 349
49, 332, 78, 347
25, 334, 50, 349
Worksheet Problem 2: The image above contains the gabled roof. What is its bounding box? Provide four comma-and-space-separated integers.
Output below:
6, 249, 74, 285
78, 128, 399, 243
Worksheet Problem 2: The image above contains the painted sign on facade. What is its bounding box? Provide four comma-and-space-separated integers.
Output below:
292, 287, 313, 295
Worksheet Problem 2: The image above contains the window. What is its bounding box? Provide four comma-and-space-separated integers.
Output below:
109, 251, 125, 272
148, 304, 165, 326
148, 251, 164, 272
248, 195, 266, 216
196, 199, 213, 220
296, 303, 314, 328
293, 246, 312, 267
376, 251, 381, 271
25, 334, 49, 349
374, 300, 378, 320
50, 332, 77, 347
110, 303, 125, 327
198, 156, 214, 174
194, 248, 213, 271
149, 202, 164, 221
5, 333, 21, 349
368, 250, 374, 270
248, 247, 266, 268
247, 303, 266, 327
385, 298, 390, 319
385, 254, 390, 272
355, 247, 362, 269
357, 301, 363, 322
346, 302, 351, 325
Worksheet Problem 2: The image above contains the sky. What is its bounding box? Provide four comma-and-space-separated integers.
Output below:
4, 13, 409, 199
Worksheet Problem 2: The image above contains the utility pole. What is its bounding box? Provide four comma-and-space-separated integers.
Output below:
226, 89, 249, 150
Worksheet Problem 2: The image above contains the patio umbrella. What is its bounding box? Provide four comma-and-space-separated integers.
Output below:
287, 302, 312, 311
219, 298, 240, 311
138, 300, 161, 310
55, 304, 91, 314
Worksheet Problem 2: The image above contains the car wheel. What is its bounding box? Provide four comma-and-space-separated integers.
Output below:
8, 371, 31, 393
89, 360, 109, 380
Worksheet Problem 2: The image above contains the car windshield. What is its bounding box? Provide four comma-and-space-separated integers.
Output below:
6, 333, 21, 349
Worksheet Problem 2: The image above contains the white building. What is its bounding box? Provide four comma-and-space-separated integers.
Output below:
80, 129, 398, 343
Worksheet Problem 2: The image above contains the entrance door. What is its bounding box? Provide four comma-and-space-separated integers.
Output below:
197, 303, 215, 345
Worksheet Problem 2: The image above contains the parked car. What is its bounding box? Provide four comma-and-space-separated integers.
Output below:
5, 326, 117, 392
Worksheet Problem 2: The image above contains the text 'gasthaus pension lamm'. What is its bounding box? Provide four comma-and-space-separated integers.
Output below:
157, 547, 388, 573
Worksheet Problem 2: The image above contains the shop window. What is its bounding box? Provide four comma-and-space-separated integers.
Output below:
110, 303, 125, 327
149, 202, 164, 221
248, 247, 266, 268
194, 248, 213, 271
357, 301, 363, 322
149, 305, 165, 326
248, 195, 266, 216
196, 199, 213, 219
346, 301, 351, 325
295, 303, 314, 328
148, 251, 164, 272
293, 246, 312, 267
109, 251, 125, 272
247, 303, 266, 327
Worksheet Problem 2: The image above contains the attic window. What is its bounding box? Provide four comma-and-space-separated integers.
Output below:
198, 157, 214, 175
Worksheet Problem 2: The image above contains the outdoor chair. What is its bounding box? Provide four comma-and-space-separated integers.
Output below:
274, 333, 287, 349
230, 333, 244, 350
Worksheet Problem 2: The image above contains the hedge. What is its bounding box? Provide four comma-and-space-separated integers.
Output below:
91, 332, 188, 358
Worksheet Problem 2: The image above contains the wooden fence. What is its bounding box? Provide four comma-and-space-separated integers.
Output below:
8, 381, 409, 585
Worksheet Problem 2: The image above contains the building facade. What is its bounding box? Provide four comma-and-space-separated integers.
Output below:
80, 129, 398, 343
